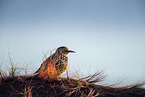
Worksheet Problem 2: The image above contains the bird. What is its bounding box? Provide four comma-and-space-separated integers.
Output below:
34, 46, 75, 79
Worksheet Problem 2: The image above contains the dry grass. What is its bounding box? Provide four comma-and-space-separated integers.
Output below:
0, 55, 145, 97
0, 64, 145, 97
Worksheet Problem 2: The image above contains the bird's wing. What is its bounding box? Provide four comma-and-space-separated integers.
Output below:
34, 54, 55, 74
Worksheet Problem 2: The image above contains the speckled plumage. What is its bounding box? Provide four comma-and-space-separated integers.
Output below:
35, 46, 75, 78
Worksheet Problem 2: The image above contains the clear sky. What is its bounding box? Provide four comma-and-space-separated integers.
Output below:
0, 0, 145, 86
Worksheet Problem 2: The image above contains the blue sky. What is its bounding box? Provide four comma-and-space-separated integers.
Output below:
0, 0, 145, 86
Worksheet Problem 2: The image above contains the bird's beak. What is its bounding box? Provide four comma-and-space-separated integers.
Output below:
68, 50, 75, 53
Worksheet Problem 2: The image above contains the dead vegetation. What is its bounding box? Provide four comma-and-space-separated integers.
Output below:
0, 66, 145, 97
0, 55, 145, 97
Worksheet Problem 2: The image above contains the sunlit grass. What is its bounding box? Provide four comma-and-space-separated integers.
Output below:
0, 53, 145, 96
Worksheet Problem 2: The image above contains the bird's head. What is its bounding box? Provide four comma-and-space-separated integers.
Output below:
56, 46, 75, 55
